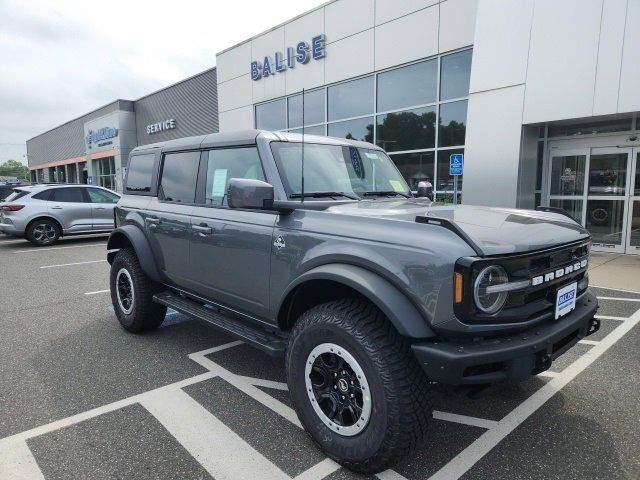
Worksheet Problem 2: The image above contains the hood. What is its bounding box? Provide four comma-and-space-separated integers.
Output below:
325, 200, 590, 256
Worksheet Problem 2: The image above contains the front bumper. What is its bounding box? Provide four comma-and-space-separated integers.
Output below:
412, 290, 599, 385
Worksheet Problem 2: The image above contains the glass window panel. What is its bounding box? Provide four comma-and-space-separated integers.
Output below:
327, 117, 374, 143
586, 199, 625, 245
87, 188, 119, 203
440, 49, 472, 100
438, 100, 467, 147
377, 59, 437, 112
289, 125, 326, 136
51, 187, 84, 203
255, 99, 286, 130
389, 151, 435, 190
630, 201, 640, 247
550, 154, 586, 196
435, 192, 462, 205
376, 106, 436, 152
536, 141, 544, 190
327, 76, 374, 121
287, 89, 325, 128
436, 148, 464, 191
548, 118, 632, 137
126, 154, 155, 193
635, 152, 640, 196
549, 199, 583, 223
204, 147, 264, 207
588, 153, 627, 196
160, 151, 200, 203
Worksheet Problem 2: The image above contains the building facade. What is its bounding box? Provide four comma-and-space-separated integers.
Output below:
215, 0, 640, 254
26, 68, 218, 192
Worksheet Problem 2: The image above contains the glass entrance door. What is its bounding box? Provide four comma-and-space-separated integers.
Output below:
626, 151, 640, 254
547, 146, 638, 254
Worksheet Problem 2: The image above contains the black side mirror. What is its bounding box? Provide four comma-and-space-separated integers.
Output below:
227, 178, 274, 210
417, 181, 433, 200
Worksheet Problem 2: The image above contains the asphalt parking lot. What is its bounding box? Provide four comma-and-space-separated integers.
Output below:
0, 234, 638, 480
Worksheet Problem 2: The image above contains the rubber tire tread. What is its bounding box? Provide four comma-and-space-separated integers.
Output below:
287, 297, 433, 474
110, 248, 166, 333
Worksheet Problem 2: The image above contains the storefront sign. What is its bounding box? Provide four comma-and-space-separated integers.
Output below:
146, 118, 176, 134
85, 127, 118, 146
251, 34, 326, 81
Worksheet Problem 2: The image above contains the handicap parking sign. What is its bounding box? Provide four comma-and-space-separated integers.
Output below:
449, 154, 463, 176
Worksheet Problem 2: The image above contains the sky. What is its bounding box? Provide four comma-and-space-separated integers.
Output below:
0, 0, 324, 165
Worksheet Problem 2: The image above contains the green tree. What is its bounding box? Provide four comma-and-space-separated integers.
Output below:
0, 160, 29, 181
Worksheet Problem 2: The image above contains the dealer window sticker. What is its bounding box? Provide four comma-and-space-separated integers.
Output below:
211, 169, 228, 198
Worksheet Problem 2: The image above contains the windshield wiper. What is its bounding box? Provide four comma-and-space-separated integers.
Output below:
362, 191, 411, 198
290, 191, 361, 200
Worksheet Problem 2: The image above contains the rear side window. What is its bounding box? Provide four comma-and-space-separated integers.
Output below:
4, 190, 29, 201
159, 151, 200, 203
32, 190, 53, 201
125, 154, 156, 193
50, 188, 85, 203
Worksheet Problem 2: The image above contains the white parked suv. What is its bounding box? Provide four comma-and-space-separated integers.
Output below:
0, 184, 120, 245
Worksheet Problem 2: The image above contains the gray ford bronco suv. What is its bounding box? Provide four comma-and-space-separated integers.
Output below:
107, 130, 599, 473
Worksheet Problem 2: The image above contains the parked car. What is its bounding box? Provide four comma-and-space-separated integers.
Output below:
0, 184, 120, 245
107, 131, 599, 474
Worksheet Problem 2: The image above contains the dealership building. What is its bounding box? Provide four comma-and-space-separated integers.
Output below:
27, 0, 640, 254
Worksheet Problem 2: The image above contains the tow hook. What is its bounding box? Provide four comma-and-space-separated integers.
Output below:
587, 317, 601, 336
533, 353, 552, 374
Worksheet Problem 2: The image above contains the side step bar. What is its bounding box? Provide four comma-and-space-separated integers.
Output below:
153, 291, 287, 357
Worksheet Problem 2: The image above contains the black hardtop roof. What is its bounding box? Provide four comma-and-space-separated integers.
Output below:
130, 130, 382, 155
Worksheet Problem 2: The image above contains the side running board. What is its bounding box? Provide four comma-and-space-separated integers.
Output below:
153, 291, 287, 357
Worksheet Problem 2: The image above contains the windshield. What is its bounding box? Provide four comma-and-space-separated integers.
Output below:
271, 142, 410, 198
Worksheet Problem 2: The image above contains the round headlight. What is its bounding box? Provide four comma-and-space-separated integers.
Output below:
474, 265, 509, 314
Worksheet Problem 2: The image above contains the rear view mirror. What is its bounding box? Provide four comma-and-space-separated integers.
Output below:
227, 178, 274, 210
417, 181, 433, 200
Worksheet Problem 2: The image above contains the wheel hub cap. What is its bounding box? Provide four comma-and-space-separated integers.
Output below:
304, 343, 372, 436
116, 268, 135, 315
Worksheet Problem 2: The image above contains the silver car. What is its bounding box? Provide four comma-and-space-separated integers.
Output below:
0, 184, 120, 245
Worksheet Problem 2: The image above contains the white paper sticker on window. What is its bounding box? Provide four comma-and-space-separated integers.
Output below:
365, 153, 379, 159
211, 169, 228, 197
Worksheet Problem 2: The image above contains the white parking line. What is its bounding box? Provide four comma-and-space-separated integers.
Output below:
84, 289, 110, 295
596, 296, 640, 302
432, 411, 498, 430
0, 441, 45, 480
142, 388, 290, 480
591, 285, 640, 294
578, 339, 600, 346
536, 370, 559, 378
428, 306, 640, 480
13, 243, 106, 254
294, 458, 341, 480
377, 470, 410, 480
596, 315, 630, 321
40, 260, 106, 269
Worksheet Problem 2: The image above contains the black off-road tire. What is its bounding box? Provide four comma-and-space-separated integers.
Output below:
110, 248, 167, 333
286, 298, 433, 474
26, 218, 60, 246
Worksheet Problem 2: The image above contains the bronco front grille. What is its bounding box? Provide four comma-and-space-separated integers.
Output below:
454, 240, 591, 326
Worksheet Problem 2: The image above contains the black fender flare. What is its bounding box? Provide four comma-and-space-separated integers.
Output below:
280, 264, 436, 338
106, 225, 161, 282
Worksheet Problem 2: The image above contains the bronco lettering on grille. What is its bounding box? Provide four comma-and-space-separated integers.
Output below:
531, 259, 588, 286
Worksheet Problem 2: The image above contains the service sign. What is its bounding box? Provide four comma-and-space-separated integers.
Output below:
251, 34, 326, 81
147, 118, 176, 134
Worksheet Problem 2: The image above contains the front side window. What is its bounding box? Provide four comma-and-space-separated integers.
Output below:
204, 147, 265, 207
51, 188, 85, 203
126, 154, 155, 193
87, 188, 120, 203
271, 142, 410, 197
159, 151, 200, 203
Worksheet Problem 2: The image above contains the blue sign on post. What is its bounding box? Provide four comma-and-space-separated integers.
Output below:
449, 153, 464, 176
87, 175, 93, 185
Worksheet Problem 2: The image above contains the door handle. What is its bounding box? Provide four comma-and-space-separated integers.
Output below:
95, 207, 106, 210
192, 224, 213, 236
145, 217, 160, 229
51, 206, 62, 209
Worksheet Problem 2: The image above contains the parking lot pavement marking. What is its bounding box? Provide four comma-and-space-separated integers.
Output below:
596, 296, 640, 302
591, 284, 640, 294
0, 441, 45, 480
293, 458, 341, 480
141, 387, 290, 480
427, 305, 640, 480
596, 314, 632, 321
578, 339, 600, 346
432, 411, 499, 430
377, 469, 411, 480
236, 376, 289, 391
39, 259, 107, 269
189, 348, 303, 428
12, 243, 107, 253
84, 289, 110, 295
535, 370, 559, 378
